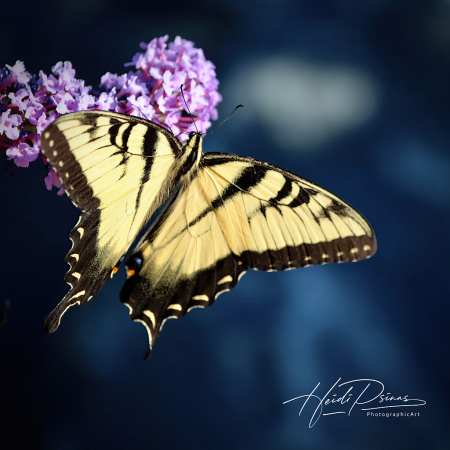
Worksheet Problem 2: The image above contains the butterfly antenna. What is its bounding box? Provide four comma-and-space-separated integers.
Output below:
206, 104, 244, 135
131, 101, 174, 134
180, 84, 199, 134
130, 102, 149, 121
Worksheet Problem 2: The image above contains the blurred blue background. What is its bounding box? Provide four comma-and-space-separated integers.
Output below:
2, 0, 450, 448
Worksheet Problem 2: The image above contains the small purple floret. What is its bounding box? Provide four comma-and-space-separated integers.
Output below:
0, 110, 22, 140
6, 141, 39, 167
44, 168, 65, 195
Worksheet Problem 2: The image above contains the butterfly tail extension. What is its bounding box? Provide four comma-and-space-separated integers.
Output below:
120, 253, 247, 359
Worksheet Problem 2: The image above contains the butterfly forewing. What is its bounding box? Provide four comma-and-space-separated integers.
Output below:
202, 153, 376, 270
41, 111, 181, 332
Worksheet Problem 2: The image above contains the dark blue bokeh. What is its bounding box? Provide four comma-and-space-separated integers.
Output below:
2, 1, 450, 448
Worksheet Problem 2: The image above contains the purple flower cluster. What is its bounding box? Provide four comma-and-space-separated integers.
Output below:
0, 61, 40, 168
1, 36, 222, 194
101, 35, 222, 136
0, 60, 97, 194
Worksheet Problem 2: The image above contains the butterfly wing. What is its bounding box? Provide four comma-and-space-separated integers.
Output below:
40, 111, 181, 332
120, 175, 247, 358
202, 152, 376, 269
120, 152, 376, 357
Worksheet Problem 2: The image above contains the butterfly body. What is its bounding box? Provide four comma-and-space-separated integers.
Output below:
40, 111, 376, 358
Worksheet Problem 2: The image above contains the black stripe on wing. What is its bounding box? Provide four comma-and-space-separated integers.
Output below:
133, 125, 159, 213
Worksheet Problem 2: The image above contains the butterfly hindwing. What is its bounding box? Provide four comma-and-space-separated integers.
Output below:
120, 152, 376, 356
40, 111, 181, 332
120, 177, 247, 357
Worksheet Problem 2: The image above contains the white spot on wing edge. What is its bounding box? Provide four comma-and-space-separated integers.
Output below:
56, 300, 80, 328
218, 275, 233, 285
192, 294, 209, 301
167, 304, 182, 311
70, 290, 86, 300
78, 227, 84, 238
143, 310, 156, 328
134, 318, 153, 351
215, 288, 230, 300
159, 315, 179, 332
187, 305, 205, 312
71, 272, 81, 280
363, 244, 371, 251
237, 271, 247, 282
71, 253, 79, 261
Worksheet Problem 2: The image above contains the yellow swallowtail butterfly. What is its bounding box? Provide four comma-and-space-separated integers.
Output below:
41, 110, 376, 358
